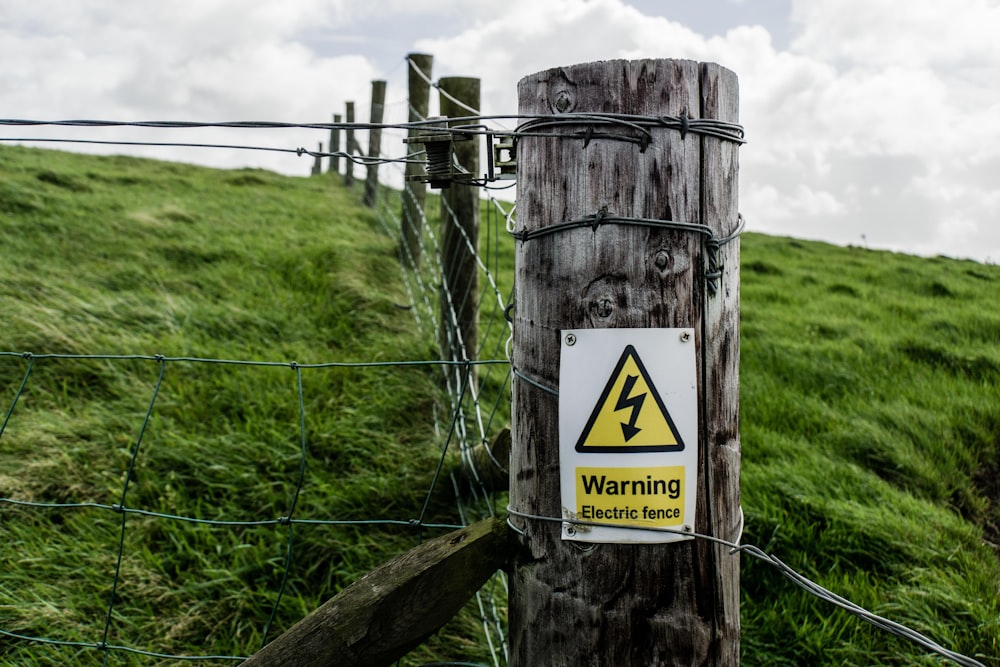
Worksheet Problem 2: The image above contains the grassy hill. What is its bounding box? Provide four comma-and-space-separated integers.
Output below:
1, 143, 998, 665
740, 236, 1000, 664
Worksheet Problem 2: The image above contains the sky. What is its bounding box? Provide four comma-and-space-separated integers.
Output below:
2, 0, 999, 263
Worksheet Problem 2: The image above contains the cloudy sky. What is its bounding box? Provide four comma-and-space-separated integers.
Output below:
2, 0, 999, 263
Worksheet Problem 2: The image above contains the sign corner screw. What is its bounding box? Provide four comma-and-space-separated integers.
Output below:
565, 333, 577, 346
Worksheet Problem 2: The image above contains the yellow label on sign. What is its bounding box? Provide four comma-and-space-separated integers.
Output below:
576, 466, 685, 527
576, 345, 684, 453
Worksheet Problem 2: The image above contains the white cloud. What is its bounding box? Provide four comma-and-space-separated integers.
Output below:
0, 0, 377, 171
790, 0, 1000, 69
418, 0, 1000, 262
2, 0, 998, 261
415, 0, 711, 115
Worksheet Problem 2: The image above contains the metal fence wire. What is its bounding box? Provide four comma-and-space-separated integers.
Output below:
0, 62, 990, 666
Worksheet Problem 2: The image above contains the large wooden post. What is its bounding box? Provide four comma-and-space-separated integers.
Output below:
509, 59, 742, 665
401, 53, 433, 268
438, 77, 480, 365
363, 80, 386, 207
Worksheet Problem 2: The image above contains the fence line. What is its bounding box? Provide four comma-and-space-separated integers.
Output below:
0, 75, 514, 663
0, 64, 989, 667
372, 119, 514, 664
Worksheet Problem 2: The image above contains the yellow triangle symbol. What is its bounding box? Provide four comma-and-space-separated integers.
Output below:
576, 345, 685, 453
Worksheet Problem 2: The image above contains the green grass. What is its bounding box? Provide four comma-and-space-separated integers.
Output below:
0, 145, 493, 665
740, 237, 1000, 665
1, 143, 998, 665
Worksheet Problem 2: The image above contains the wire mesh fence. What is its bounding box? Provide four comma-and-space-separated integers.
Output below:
1, 56, 992, 667
0, 75, 515, 664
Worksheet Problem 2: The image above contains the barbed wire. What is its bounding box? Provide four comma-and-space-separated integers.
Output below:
0, 136, 421, 165
0, 112, 744, 144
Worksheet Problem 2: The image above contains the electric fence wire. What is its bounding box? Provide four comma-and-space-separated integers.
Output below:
2, 74, 988, 666
387, 70, 515, 665
504, 507, 987, 667
0, 136, 422, 165
371, 113, 511, 665
0, 110, 744, 145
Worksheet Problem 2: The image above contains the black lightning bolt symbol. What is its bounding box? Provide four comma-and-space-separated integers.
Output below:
614, 374, 646, 442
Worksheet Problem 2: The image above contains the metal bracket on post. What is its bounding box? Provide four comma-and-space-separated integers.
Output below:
403, 118, 472, 189
489, 134, 517, 182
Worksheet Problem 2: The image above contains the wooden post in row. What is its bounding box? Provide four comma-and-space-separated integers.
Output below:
508, 59, 742, 665
328, 113, 341, 175
437, 76, 480, 367
363, 80, 386, 208
310, 143, 322, 176
344, 101, 356, 187
400, 52, 433, 269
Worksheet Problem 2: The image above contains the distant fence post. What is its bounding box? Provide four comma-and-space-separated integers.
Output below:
311, 142, 322, 176
508, 59, 742, 665
344, 101, 356, 187
400, 53, 434, 269
363, 80, 386, 208
328, 113, 341, 175
437, 76, 480, 369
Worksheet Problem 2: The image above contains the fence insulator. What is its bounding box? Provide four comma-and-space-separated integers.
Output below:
403, 122, 472, 189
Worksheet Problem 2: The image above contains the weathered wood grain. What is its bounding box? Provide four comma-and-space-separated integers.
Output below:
439, 77, 481, 366
400, 53, 433, 268
241, 518, 515, 667
363, 80, 386, 207
509, 58, 741, 666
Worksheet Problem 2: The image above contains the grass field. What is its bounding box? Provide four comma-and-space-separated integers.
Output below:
1, 143, 998, 665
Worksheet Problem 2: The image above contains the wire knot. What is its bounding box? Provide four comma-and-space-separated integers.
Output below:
504, 303, 515, 323
590, 206, 609, 232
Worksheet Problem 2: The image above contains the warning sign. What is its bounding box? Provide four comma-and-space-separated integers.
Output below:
577, 466, 686, 527
576, 345, 684, 453
559, 328, 698, 544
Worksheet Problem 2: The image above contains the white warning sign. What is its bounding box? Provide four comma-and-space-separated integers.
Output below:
559, 328, 698, 544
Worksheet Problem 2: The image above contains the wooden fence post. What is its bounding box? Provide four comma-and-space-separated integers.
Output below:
437, 77, 480, 366
508, 58, 742, 666
344, 101, 356, 187
328, 113, 341, 175
400, 53, 433, 269
310, 142, 322, 176
363, 80, 386, 208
